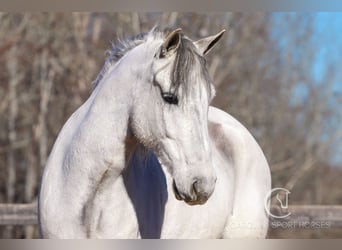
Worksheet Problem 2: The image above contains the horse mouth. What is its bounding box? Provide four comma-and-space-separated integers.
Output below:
172, 180, 208, 206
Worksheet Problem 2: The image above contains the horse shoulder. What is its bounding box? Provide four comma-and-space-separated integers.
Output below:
208, 106, 269, 174
208, 106, 271, 238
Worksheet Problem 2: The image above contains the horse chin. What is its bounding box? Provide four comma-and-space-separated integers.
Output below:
172, 180, 209, 206
184, 199, 208, 206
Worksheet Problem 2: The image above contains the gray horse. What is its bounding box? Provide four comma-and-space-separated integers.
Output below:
38, 27, 271, 238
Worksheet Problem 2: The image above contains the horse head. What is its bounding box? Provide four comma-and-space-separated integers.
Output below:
130, 27, 225, 205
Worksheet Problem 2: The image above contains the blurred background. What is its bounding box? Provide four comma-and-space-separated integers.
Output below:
0, 12, 341, 238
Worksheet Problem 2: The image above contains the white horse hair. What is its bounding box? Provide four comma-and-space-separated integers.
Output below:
38, 26, 271, 239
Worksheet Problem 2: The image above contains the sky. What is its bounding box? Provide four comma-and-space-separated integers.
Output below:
271, 13, 342, 166
313, 13, 342, 166
312, 13, 342, 91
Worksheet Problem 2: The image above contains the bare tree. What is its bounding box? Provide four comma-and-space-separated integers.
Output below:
0, 13, 341, 238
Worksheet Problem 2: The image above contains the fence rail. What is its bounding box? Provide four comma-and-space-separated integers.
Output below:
1, 203, 342, 228
0, 203, 37, 225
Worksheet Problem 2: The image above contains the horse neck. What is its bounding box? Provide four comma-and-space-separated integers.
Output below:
39, 51, 152, 234
84, 65, 137, 164
55, 63, 139, 189
74, 44, 153, 174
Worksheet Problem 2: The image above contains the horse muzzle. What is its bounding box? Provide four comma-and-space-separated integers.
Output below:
172, 177, 216, 205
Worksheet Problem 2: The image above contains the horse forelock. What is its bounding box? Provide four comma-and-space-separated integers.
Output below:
92, 27, 213, 98
170, 36, 212, 100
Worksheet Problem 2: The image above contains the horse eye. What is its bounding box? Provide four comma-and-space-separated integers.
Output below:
162, 93, 178, 105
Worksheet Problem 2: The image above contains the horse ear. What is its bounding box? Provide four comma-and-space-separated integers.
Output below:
194, 29, 226, 55
160, 28, 182, 58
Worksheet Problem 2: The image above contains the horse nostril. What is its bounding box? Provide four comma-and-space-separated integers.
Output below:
191, 180, 199, 196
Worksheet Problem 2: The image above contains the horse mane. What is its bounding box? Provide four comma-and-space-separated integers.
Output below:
91, 31, 149, 90
92, 27, 212, 97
